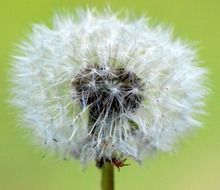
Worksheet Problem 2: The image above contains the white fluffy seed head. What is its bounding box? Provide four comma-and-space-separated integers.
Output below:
11, 8, 208, 166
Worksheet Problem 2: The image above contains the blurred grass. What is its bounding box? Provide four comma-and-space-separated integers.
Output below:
0, 0, 220, 190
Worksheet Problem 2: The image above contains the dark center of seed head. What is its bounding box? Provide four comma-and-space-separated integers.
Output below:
71, 65, 144, 122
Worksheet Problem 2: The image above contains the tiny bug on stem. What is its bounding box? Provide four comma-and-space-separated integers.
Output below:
111, 158, 130, 171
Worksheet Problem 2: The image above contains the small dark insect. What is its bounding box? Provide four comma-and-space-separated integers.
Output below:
96, 157, 130, 171
111, 158, 130, 171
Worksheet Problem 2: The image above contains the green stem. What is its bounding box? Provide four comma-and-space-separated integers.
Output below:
101, 163, 114, 190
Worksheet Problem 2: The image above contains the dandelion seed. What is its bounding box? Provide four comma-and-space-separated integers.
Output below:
11, 8, 208, 169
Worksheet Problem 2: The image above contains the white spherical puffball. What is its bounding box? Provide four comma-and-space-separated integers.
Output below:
11, 9, 208, 166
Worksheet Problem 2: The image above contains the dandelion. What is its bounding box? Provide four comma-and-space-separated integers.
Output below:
11, 8, 208, 190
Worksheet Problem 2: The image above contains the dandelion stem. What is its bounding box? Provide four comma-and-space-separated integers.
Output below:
101, 163, 114, 190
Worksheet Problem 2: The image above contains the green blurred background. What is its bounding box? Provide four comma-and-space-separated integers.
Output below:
0, 0, 219, 190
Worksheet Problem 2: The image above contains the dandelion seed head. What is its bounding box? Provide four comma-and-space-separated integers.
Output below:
11, 8, 208, 166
